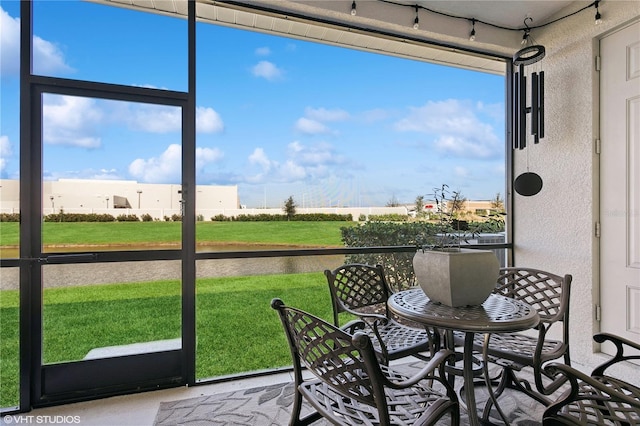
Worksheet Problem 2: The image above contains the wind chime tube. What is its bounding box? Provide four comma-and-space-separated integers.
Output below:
538, 71, 545, 138
532, 72, 539, 143
513, 71, 520, 150
519, 65, 527, 149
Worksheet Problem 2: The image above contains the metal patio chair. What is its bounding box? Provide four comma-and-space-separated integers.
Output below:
469, 267, 573, 412
543, 333, 640, 425
325, 263, 435, 363
271, 298, 460, 426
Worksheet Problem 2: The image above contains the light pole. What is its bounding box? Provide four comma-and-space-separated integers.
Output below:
50, 196, 54, 210
105, 197, 109, 209
137, 190, 142, 208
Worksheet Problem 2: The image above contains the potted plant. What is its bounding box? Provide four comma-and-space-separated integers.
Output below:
413, 184, 501, 307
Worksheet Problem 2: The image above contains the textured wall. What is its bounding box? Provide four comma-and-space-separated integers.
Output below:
512, 2, 639, 372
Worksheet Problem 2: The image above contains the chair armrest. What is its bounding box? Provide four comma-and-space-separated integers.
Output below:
381, 349, 456, 389
545, 363, 640, 409
592, 333, 640, 377
340, 319, 367, 334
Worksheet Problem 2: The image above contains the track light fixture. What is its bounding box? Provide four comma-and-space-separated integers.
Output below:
363, 0, 603, 43
594, 1, 602, 24
351, 1, 357, 16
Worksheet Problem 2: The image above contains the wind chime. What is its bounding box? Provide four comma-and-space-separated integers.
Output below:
512, 17, 545, 196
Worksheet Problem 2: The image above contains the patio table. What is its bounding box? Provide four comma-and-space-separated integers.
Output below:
388, 288, 540, 426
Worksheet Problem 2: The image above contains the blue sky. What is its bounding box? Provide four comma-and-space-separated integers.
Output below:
0, 0, 506, 208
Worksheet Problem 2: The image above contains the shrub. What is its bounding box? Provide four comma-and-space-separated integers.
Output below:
43, 212, 116, 222
368, 213, 408, 222
340, 222, 438, 291
0, 213, 20, 222
116, 214, 140, 222
230, 213, 351, 222
141, 213, 154, 222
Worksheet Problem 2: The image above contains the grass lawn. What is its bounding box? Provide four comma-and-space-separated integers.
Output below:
0, 221, 353, 248
0, 272, 335, 407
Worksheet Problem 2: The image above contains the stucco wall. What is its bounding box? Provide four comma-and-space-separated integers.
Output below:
512, 2, 639, 372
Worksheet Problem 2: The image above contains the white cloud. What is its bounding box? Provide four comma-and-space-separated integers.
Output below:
115, 103, 224, 134
454, 166, 470, 178
287, 141, 334, 166
0, 7, 73, 76
129, 144, 223, 183
251, 60, 283, 81
129, 144, 182, 183
255, 47, 271, 56
196, 107, 224, 133
361, 108, 390, 123
295, 117, 330, 135
126, 104, 182, 133
245, 141, 344, 184
305, 107, 349, 122
0, 135, 12, 174
196, 146, 224, 169
0, 8, 20, 75
33, 34, 74, 75
295, 107, 349, 135
394, 99, 501, 159
476, 101, 504, 122
43, 95, 103, 148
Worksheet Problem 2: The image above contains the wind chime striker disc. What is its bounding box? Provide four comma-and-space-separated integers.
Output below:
515, 172, 543, 196
513, 45, 545, 66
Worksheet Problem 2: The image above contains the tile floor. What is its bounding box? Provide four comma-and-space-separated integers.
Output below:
1, 371, 295, 426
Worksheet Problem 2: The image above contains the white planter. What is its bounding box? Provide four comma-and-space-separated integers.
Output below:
413, 248, 500, 307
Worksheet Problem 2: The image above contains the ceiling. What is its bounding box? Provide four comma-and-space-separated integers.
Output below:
96, 0, 591, 74
403, 1, 577, 29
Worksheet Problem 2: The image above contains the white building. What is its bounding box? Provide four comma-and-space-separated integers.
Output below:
0, 178, 239, 220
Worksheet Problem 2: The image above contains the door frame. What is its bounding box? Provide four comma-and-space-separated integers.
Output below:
597, 17, 640, 351
18, 0, 197, 408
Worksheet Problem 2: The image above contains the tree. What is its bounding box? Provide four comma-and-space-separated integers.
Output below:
491, 192, 504, 212
386, 194, 400, 207
283, 196, 297, 220
414, 195, 425, 218
449, 190, 467, 214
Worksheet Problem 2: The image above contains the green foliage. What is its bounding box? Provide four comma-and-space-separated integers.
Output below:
385, 194, 400, 207
340, 221, 439, 291
414, 195, 426, 218
215, 213, 352, 222
234, 213, 286, 221
141, 213, 154, 222
116, 214, 140, 222
283, 195, 297, 220
491, 192, 505, 211
44, 212, 116, 222
0, 213, 19, 222
368, 213, 409, 222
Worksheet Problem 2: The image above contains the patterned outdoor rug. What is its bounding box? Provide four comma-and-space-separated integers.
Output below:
154, 362, 556, 425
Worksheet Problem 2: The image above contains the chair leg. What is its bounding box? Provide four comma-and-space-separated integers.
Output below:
487, 367, 553, 408
290, 385, 323, 426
